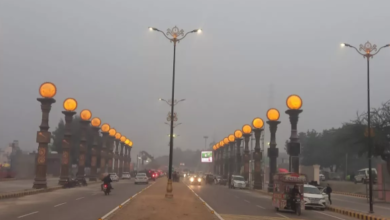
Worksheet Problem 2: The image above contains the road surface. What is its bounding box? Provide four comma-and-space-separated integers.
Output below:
0, 179, 149, 220
188, 183, 358, 220
0, 178, 59, 193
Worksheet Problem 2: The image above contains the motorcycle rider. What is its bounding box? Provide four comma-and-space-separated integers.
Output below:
289, 184, 301, 209
101, 174, 114, 190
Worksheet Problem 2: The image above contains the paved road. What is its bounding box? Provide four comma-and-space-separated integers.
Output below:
0, 179, 150, 220
188, 182, 358, 220
0, 178, 59, 193
331, 193, 390, 218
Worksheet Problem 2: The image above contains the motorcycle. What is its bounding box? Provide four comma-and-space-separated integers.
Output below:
102, 184, 111, 195
293, 196, 302, 216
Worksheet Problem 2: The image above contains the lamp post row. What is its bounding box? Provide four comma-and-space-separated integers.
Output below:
33, 82, 134, 189
212, 94, 303, 192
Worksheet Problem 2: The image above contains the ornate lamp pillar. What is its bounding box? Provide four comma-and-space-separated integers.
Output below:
119, 136, 126, 175
77, 109, 92, 180
223, 137, 229, 178
242, 124, 252, 181
285, 95, 303, 173
252, 118, 264, 190
215, 143, 220, 175
266, 109, 281, 192
114, 132, 122, 174
124, 139, 131, 172
218, 141, 225, 176
33, 82, 57, 189
107, 128, 117, 173
99, 123, 110, 175
89, 117, 101, 181
234, 130, 243, 175
58, 98, 77, 185
212, 145, 217, 174
228, 135, 235, 186
128, 140, 133, 171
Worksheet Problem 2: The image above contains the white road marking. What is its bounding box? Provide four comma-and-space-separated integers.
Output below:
54, 202, 66, 207
75, 197, 85, 200
256, 205, 266, 209
187, 186, 224, 220
244, 199, 250, 203
276, 213, 289, 219
17, 211, 38, 218
314, 211, 346, 220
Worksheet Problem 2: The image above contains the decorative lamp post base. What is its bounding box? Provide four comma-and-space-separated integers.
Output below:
33, 178, 47, 189
165, 179, 173, 198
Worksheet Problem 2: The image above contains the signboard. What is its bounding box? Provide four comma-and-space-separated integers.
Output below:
201, 151, 213, 163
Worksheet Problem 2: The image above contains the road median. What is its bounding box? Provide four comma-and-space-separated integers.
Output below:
104, 178, 219, 220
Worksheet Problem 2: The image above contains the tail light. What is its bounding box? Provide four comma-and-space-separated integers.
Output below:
104, 184, 107, 189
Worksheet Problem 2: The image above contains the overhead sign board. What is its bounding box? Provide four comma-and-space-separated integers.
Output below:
201, 151, 213, 163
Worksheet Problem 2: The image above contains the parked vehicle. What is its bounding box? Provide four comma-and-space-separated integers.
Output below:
230, 175, 246, 189
319, 174, 325, 181
135, 173, 149, 184
354, 168, 377, 184
110, 173, 120, 182
303, 184, 326, 210
122, 172, 131, 179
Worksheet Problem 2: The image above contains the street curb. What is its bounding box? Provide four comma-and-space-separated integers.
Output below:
187, 184, 224, 220
326, 205, 390, 220
98, 181, 156, 220
333, 191, 367, 198
0, 181, 101, 200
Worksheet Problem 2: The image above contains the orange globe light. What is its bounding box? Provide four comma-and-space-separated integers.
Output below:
101, 123, 110, 132
39, 82, 57, 98
219, 141, 224, 147
115, 132, 122, 140
120, 136, 126, 142
129, 140, 133, 147
242, 124, 252, 134
286, 94, 303, 110
223, 137, 229, 144
63, 98, 77, 111
228, 134, 235, 142
80, 109, 92, 121
216, 143, 220, 149
267, 108, 280, 121
109, 128, 116, 137
213, 145, 216, 150
125, 139, 130, 145
252, 117, 264, 129
234, 130, 243, 139
91, 117, 101, 127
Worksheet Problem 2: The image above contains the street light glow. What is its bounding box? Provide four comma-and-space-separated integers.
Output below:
341, 43, 345, 47
197, 29, 202, 33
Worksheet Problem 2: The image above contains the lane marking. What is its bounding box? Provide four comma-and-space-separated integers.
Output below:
54, 202, 66, 207
17, 211, 38, 218
100, 182, 155, 219
276, 213, 289, 219
256, 205, 266, 209
314, 211, 346, 220
244, 199, 250, 203
75, 197, 85, 200
187, 185, 224, 220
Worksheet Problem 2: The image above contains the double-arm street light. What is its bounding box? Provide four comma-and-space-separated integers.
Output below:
341, 41, 389, 213
149, 26, 201, 198
159, 98, 185, 106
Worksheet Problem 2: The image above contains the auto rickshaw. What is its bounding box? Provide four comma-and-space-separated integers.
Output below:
272, 172, 306, 215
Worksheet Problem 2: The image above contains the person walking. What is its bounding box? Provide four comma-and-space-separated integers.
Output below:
325, 184, 332, 205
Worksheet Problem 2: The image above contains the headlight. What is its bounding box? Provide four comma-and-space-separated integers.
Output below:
198, 178, 201, 182
184, 174, 186, 177
190, 178, 194, 182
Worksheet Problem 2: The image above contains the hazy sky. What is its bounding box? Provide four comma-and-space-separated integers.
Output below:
0, 0, 389, 159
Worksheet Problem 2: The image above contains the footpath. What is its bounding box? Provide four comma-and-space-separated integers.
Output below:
108, 178, 218, 220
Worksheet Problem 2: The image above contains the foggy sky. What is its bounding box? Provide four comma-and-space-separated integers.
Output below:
0, 0, 389, 159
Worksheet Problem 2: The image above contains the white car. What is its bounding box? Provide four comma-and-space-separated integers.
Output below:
110, 173, 119, 182
230, 175, 246, 189
319, 174, 325, 181
135, 173, 149, 184
122, 172, 131, 179
303, 184, 326, 210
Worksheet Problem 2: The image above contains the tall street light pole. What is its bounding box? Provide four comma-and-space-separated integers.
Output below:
159, 98, 186, 106
149, 26, 201, 198
341, 41, 389, 213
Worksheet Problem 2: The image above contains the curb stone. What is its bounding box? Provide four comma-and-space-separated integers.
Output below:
333, 191, 367, 198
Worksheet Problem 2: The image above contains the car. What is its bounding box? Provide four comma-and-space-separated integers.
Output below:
189, 176, 202, 185
110, 173, 119, 182
354, 168, 377, 184
135, 173, 149, 184
230, 175, 246, 189
303, 184, 326, 210
319, 174, 325, 181
122, 172, 131, 179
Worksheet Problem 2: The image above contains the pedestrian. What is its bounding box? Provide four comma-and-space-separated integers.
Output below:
325, 184, 332, 205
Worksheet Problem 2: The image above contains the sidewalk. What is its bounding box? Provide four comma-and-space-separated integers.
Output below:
109, 178, 218, 220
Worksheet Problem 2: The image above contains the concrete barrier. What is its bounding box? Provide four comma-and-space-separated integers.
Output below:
326, 205, 390, 220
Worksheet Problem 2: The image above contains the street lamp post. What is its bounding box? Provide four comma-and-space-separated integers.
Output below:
228, 134, 235, 186
58, 98, 77, 185
114, 132, 122, 174
100, 123, 110, 175
285, 95, 303, 173
125, 139, 130, 172
33, 82, 57, 189
219, 141, 225, 176
223, 137, 230, 179
89, 117, 101, 181
159, 98, 186, 106
242, 124, 252, 181
342, 41, 390, 213
252, 118, 264, 190
128, 140, 133, 171
78, 109, 92, 181
107, 128, 117, 173
215, 143, 220, 175
266, 108, 281, 192
234, 130, 243, 175
149, 25, 201, 198
119, 136, 126, 176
